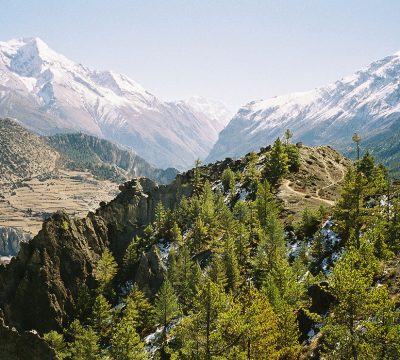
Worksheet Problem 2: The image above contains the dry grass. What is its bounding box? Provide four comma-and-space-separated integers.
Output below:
0, 170, 118, 235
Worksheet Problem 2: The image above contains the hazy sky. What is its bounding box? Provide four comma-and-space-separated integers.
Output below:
1, 0, 400, 110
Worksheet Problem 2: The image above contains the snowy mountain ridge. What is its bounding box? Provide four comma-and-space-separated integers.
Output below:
207, 50, 400, 163
0, 37, 231, 170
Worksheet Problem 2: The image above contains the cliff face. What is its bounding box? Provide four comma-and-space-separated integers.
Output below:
0, 177, 192, 333
0, 315, 55, 360
0, 211, 109, 332
0, 227, 32, 256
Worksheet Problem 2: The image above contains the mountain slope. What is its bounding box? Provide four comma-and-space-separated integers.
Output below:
46, 133, 178, 184
207, 50, 400, 163
0, 37, 230, 170
0, 119, 177, 236
0, 118, 58, 184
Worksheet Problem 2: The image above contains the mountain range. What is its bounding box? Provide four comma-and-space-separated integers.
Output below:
207, 50, 400, 170
0, 37, 232, 170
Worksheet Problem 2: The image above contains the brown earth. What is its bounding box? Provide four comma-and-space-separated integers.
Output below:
278, 146, 349, 219
0, 170, 118, 236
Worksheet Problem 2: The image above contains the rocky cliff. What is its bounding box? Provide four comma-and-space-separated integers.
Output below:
0, 176, 191, 333
0, 227, 31, 256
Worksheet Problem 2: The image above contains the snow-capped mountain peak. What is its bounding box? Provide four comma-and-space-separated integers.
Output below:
176, 96, 232, 132
207, 49, 400, 163
0, 37, 228, 170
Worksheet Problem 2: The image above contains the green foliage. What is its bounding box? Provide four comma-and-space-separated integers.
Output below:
169, 279, 247, 359
89, 294, 112, 341
48, 134, 400, 359
154, 279, 180, 330
123, 236, 142, 275
126, 284, 155, 336
93, 248, 118, 296
296, 207, 325, 239
43, 331, 69, 359
67, 320, 101, 360
110, 300, 147, 360
221, 167, 236, 193
264, 138, 290, 186
320, 243, 400, 359
285, 144, 302, 172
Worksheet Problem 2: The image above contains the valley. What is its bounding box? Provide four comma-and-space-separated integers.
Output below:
1, 11, 400, 358
0, 170, 118, 235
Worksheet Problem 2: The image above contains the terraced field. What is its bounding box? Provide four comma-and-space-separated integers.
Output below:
0, 170, 118, 235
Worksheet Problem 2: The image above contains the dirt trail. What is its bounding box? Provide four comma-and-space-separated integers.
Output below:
282, 179, 335, 206
315, 161, 345, 200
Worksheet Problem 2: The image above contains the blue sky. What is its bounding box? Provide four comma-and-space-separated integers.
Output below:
1, 0, 400, 110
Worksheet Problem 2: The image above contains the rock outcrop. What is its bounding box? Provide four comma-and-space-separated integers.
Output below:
0, 227, 32, 256
0, 314, 55, 360
0, 177, 192, 334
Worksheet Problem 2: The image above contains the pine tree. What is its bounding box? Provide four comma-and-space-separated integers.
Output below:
255, 180, 276, 231
43, 331, 69, 359
285, 144, 302, 172
241, 287, 280, 359
168, 246, 200, 311
170, 221, 183, 244
93, 248, 118, 296
123, 236, 142, 276
244, 151, 261, 196
154, 278, 180, 334
223, 234, 242, 293
193, 159, 205, 195
264, 138, 290, 186
209, 254, 228, 290
321, 243, 381, 359
334, 167, 368, 248
170, 279, 246, 359
126, 284, 155, 336
90, 294, 112, 341
111, 299, 147, 360
68, 320, 100, 360
222, 167, 236, 194
155, 201, 166, 235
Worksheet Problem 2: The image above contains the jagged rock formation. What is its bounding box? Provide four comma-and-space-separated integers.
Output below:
0, 145, 347, 343
0, 227, 31, 256
0, 315, 55, 360
0, 177, 191, 333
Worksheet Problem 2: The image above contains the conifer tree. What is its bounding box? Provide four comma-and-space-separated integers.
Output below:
223, 235, 242, 292
43, 331, 69, 359
209, 254, 228, 290
244, 151, 261, 196
170, 279, 246, 359
193, 159, 205, 195
123, 236, 142, 276
111, 299, 147, 360
154, 201, 166, 235
321, 243, 381, 359
284, 129, 293, 145
68, 320, 101, 360
264, 138, 290, 186
154, 279, 180, 337
127, 284, 155, 336
222, 167, 236, 194
93, 248, 118, 296
90, 294, 112, 341
241, 287, 280, 359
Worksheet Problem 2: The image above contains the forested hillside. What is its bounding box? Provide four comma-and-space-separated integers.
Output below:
1, 136, 399, 359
